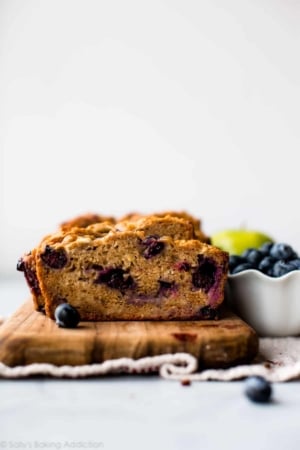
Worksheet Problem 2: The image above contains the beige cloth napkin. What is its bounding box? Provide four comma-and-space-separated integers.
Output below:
0, 325, 300, 381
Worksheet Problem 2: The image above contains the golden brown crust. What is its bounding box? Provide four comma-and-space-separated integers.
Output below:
116, 215, 196, 240
119, 210, 210, 243
60, 213, 116, 231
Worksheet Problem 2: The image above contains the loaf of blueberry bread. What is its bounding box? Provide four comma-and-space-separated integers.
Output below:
17, 211, 209, 312
17, 212, 228, 321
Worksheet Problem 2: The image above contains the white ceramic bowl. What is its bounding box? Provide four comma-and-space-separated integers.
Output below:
226, 269, 300, 337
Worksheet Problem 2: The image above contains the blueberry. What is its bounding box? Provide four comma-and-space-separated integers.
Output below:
197, 305, 219, 320
259, 242, 274, 256
266, 267, 275, 277
41, 245, 68, 269
270, 243, 294, 261
17, 257, 41, 295
141, 235, 165, 259
241, 248, 255, 259
244, 376, 272, 403
242, 249, 263, 267
55, 303, 80, 328
107, 270, 125, 289
16, 258, 25, 271
231, 262, 255, 274
258, 256, 276, 275
273, 260, 297, 277
95, 267, 134, 291
192, 256, 217, 292
229, 255, 245, 272
288, 259, 300, 270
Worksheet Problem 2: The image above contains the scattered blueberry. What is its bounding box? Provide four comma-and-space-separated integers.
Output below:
270, 243, 295, 261
41, 245, 68, 269
231, 262, 255, 274
244, 376, 272, 403
55, 303, 80, 328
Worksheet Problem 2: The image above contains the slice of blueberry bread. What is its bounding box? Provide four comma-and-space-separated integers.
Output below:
33, 221, 228, 321
17, 218, 115, 311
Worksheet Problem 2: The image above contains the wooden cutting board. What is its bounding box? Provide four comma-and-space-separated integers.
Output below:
0, 299, 258, 368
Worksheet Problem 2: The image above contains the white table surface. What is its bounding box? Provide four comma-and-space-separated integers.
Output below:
1, 278, 300, 449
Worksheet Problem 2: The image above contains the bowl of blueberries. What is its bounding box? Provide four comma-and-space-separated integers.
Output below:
226, 242, 300, 337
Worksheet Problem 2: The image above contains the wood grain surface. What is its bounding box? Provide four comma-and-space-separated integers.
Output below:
0, 300, 258, 368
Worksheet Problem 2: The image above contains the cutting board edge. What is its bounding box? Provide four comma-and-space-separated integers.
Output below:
0, 299, 259, 369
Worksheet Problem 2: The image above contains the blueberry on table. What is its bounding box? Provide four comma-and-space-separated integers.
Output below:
244, 376, 272, 403
55, 303, 80, 328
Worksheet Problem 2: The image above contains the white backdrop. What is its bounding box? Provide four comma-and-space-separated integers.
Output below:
0, 0, 299, 276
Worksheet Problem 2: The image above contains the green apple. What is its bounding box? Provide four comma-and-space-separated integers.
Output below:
211, 229, 273, 255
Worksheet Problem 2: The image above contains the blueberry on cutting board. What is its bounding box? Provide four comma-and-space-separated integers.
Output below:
55, 303, 81, 328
